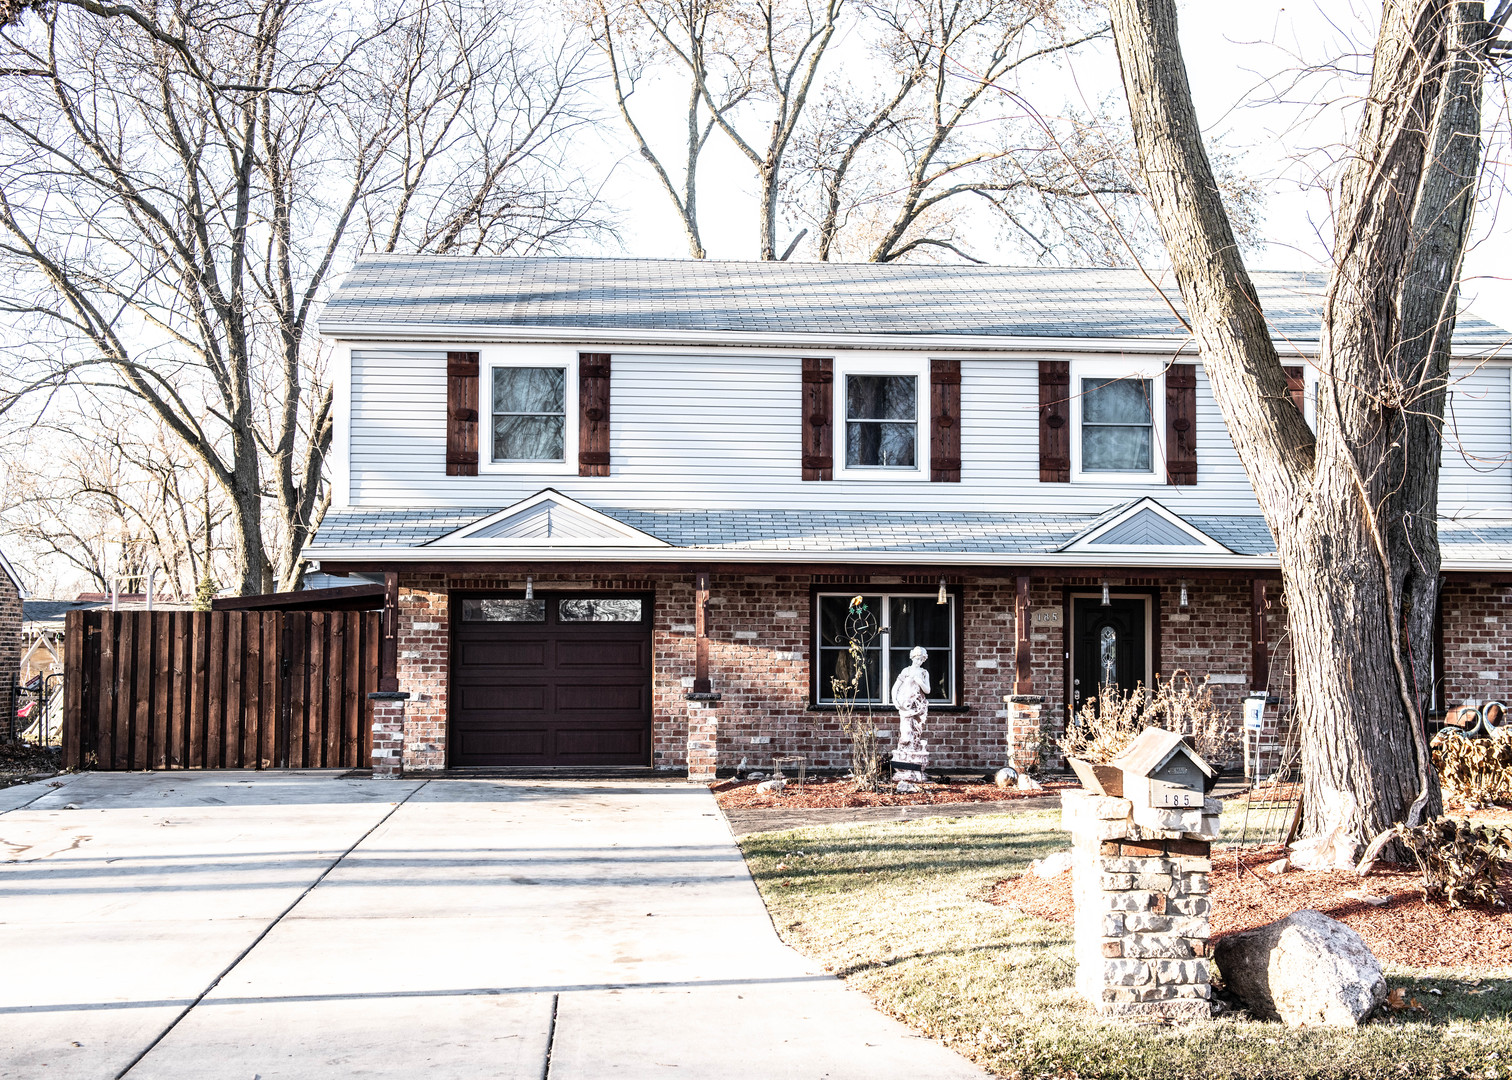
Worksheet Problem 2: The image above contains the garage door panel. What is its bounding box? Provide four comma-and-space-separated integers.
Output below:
554, 682, 647, 712
555, 639, 646, 668
455, 727, 548, 759
451, 593, 652, 767
554, 726, 646, 759
456, 641, 548, 668
457, 683, 548, 712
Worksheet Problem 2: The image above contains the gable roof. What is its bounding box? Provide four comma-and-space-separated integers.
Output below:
428, 489, 669, 548
317, 256, 1509, 352
1058, 498, 1234, 555
0, 546, 27, 598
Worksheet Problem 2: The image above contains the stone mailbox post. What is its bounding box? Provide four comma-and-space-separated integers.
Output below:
1061, 729, 1221, 1021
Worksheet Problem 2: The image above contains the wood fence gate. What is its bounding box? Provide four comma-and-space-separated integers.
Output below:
62, 609, 380, 771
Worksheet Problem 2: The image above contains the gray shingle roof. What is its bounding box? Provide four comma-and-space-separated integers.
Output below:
318, 256, 1509, 347
307, 506, 1283, 558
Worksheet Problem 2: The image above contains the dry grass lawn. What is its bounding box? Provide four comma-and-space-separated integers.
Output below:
738, 808, 1512, 1080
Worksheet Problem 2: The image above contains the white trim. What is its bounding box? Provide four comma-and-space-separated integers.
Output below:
427, 488, 670, 548
478, 346, 579, 474
814, 590, 957, 705
832, 353, 930, 482
306, 543, 1276, 568
1068, 591, 1153, 710
1061, 497, 1233, 554
0, 547, 28, 598
1069, 358, 1166, 484
319, 321, 1506, 360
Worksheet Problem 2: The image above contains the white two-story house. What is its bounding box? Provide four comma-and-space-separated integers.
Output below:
309, 257, 1512, 777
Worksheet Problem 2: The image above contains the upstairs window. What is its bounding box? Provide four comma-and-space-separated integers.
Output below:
1069, 360, 1165, 483
1081, 377, 1153, 472
846, 375, 917, 468
492, 366, 566, 462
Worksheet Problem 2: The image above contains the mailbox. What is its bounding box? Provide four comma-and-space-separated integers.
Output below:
1111, 727, 1216, 811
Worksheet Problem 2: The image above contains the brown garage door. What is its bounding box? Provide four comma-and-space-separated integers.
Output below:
450, 592, 653, 766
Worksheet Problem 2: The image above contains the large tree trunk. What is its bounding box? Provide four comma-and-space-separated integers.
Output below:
1106, 0, 1498, 841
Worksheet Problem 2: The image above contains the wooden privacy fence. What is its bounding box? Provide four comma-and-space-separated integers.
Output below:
63, 609, 380, 771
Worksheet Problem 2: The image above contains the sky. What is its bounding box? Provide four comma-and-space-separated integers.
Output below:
593, 0, 1512, 332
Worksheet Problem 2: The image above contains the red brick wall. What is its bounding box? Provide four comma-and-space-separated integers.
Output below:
380, 569, 1395, 778
0, 571, 18, 738
1440, 581, 1512, 711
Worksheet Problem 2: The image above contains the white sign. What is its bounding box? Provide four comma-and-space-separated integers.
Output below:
1031, 608, 1062, 627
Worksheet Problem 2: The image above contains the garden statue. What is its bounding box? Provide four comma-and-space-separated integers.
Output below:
891, 646, 931, 782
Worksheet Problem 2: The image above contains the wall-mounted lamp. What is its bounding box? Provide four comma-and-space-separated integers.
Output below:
1101, 581, 1111, 607
937, 577, 948, 605
525, 575, 534, 600
1179, 582, 1190, 609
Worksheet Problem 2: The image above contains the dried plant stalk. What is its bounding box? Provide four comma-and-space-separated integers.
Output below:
1390, 817, 1512, 909
1058, 672, 1240, 767
1432, 728, 1512, 804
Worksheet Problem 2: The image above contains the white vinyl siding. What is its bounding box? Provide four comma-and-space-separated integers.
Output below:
1441, 363, 1512, 515
347, 346, 1506, 517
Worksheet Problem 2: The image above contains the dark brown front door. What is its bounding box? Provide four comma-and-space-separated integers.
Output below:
450, 592, 653, 766
1071, 595, 1148, 711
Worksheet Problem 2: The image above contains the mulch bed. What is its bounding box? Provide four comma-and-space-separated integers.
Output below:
712, 774, 1072, 811
0, 743, 61, 789
986, 844, 1512, 968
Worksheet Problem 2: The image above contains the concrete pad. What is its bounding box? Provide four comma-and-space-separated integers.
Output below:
0, 772, 79, 814
2, 775, 989, 1080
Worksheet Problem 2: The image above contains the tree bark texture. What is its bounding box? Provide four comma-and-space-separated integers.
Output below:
1107, 0, 1498, 840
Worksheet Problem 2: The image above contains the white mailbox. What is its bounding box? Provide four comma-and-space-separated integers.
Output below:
1112, 727, 1217, 810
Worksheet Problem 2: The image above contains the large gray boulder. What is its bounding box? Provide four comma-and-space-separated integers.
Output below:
1213, 910, 1387, 1027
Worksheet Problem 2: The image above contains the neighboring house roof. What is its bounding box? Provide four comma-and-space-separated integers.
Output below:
0, 546, 27, 599
22, 598, 106, 628
317, 256, 1510, 351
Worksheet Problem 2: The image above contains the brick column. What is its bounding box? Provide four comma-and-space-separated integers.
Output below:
1004, 694, 1044, 772
686, 695, 721, 781
367, 691, 410, 778
1061, 788, 1218, 1021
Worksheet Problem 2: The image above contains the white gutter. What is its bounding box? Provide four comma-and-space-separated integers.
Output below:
316, 320, 1509, 361
307, 544, 1281, 570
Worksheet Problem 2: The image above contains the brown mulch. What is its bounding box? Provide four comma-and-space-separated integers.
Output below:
711, 774, 1072, 811
986, 844, 1512, 969
0, 743, 61, 789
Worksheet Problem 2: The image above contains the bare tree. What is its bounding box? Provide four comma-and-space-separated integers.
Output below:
1, 413, 236, 598
0, 0, 610, 594
581, 0, 748, 257
1106, 0, 1511, 841
791, 0, 1124, 262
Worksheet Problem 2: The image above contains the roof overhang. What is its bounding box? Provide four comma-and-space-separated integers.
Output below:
316, 321, 1507, 362
0, 548, 28, 598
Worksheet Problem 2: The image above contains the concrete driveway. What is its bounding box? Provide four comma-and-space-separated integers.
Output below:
0, 772, 988, 1079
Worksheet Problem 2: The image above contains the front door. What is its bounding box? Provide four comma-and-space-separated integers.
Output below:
1070, 595, 1150, 711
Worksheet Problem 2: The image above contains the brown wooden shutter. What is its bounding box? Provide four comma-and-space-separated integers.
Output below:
930, 359, 961, 482
578, 353, 611, 476
801, 357, 833, 481
1164, 363, 1197, 486
1038, 360, 1070, 483
445, 351, 479, 476
1282, 366, 1306, 413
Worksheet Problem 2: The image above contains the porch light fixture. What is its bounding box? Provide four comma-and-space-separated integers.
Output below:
1101, 581, 1111, 607
937, 577, 948, 605
525, 575, 534, 600
1179, 582, 1190, 609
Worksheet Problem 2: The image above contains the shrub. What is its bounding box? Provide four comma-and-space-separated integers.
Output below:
830, 596, 887, 792
1058, 673, 1240, 768
1391, 817, 1512, 909
1432, 727, 1512, 804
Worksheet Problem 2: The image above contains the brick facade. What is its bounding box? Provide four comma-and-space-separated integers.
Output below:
0, 568, 18, 739
383, 569, 1331, 776
1440, 580, 1512, 711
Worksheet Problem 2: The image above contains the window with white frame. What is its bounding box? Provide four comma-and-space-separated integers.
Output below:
480, 347, 577, 471
814, 592, 955, 705
833, 356, 930, 480
492, 366, 566, 462
1070, 360, 1164, 482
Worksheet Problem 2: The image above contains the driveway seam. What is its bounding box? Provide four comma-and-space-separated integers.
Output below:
113, 780, 429, 1079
